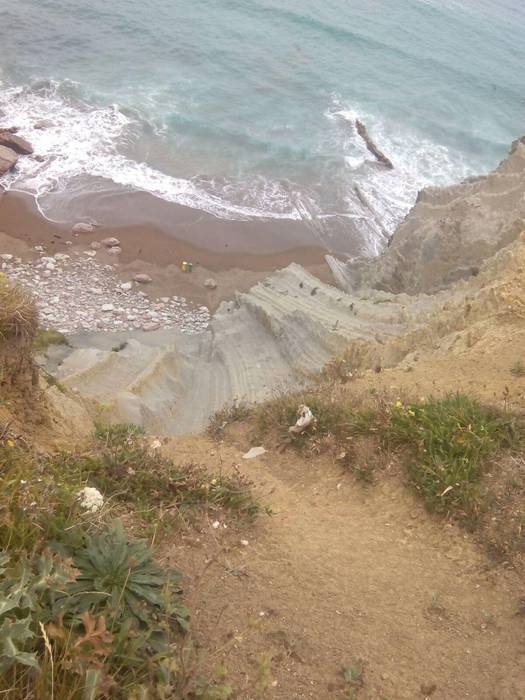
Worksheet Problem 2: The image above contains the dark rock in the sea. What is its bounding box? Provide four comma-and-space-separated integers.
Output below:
134, 273, 153, 284
355, 119, 393, 169
72, 222, 95, 234
34, 119, 55, 130
0, 132, 34, 156
0, 145, 18, 175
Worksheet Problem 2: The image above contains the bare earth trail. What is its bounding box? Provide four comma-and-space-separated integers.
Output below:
161, 434, 525, 700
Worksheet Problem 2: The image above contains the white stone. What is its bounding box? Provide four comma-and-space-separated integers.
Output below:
242, 446, 267, 460
72, 222, 94, 234
134, 273, 152, 284
0, 253, 13, 261
101, 304, 114, 312
120, 282, 133, 291
101, 237, 120, 248
107, 246, 122, 256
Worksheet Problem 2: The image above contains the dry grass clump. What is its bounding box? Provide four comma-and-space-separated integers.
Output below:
0, 274, 38, 341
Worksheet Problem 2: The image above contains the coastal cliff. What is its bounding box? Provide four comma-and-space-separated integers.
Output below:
26, 135, 524, 434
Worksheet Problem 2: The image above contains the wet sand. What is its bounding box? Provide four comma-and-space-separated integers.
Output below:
0, 189, 352, 309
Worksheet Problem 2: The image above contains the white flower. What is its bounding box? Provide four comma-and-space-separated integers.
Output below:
77, 486, 104, 513
212, 520, 220, 529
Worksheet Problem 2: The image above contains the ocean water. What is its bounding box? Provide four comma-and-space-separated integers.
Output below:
1, 0, 524, 252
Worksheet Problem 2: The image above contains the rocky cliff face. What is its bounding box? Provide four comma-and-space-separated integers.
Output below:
329, 136, 525, 294
45, 135, 525, 434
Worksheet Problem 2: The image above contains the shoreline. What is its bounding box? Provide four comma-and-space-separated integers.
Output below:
0, 189, 344, 313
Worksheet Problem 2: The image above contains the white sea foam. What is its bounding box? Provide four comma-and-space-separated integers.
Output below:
0, 81, 302, 222
326, 99, 475, 253
0, 81, 474, 252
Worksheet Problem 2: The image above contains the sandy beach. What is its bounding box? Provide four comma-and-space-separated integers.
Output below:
0, 188, 342, 319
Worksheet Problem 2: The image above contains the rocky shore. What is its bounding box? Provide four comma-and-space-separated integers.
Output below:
1, 245, 209, 334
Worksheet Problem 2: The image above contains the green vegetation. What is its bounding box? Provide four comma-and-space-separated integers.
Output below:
0, 424, 259, 698
387, 394, 519, 515
510, 359, 525, 377
208, 400, 252, 440
33, 328, 69, 352
254, 389, 521, 523
253, 389, 381, 446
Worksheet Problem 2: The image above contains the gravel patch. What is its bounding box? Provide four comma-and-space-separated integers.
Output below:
1, 247, 210, 334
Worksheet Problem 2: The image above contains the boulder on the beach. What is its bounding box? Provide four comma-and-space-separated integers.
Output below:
204, 278, 218, 289
134, 273, 153, 284
0, 132, 34, 156
72, 222, 95, 234
101, 237, 120, 248
107, 246, 122, 256
90, 241, 102, 250
0, 145, 18, 175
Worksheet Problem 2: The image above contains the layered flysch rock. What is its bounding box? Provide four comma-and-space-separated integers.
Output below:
54, 264, 440, 433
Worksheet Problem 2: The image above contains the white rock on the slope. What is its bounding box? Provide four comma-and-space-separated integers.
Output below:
242, 446, 267, 459
120, 282, 133, 291
289, 405, 315, 434
77, 486, 104, 512
0, 253, 13, 261
101, 303, 114, 312
72, 222, 94, 234
134, 273, 152, 284
90, 241, 102, 250
204, 278, 217, 289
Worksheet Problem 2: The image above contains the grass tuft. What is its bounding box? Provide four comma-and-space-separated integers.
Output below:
510, 360, 525, 377
0, 275, 38, 341
387, 394, 520, 516
208, 400, 252, 440
32, 328, 69, 352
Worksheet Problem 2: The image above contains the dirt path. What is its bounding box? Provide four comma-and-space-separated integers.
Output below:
163, 434, 525, 699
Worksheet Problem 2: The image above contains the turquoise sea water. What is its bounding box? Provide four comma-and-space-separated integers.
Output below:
1, 0, 524, 249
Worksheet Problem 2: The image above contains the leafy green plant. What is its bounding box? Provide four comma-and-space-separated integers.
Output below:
0, 551, 77, 673
58, 520, 188, 634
